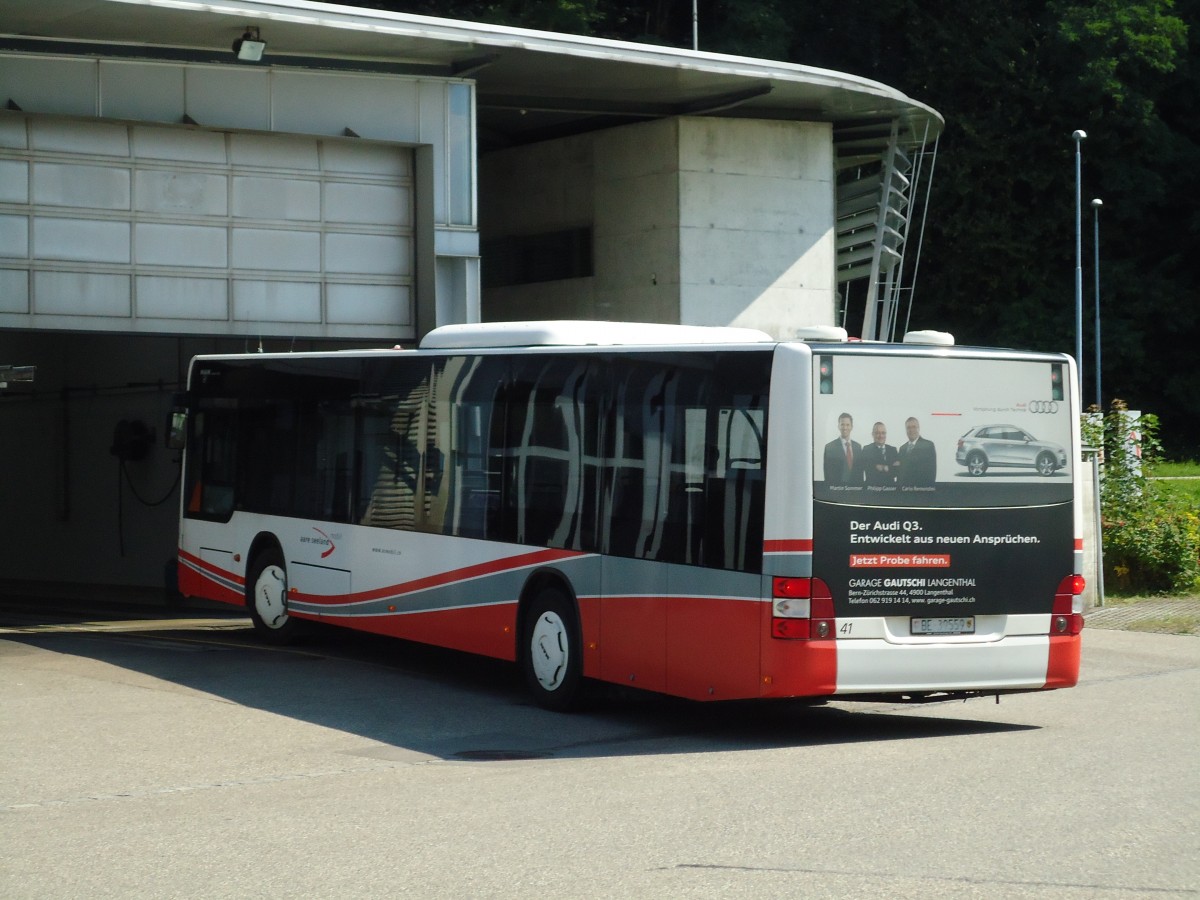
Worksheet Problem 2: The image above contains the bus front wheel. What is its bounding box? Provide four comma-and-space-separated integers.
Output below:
521, 587, 584, 712
246, 547, 302, 644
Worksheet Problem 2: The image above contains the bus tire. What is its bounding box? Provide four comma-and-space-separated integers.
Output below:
966, 451, 988, 476
1036, 451, 1057, 476
521, 587, 584, 712
246, 546, 302, 644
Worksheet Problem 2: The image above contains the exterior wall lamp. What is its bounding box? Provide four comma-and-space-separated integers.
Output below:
233, 27, 266, 62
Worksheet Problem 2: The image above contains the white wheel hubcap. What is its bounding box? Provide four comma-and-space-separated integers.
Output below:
254, 565, 288, 628
530, 611, 568, 691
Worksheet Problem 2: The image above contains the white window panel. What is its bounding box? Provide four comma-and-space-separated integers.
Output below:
34, 218, 129, 264
233, 279, 321, 322
135, 222, 228, 268
132, 125, 227, 164
0, 215, 29, 257
135, 170, 228, 217
232, 228, 322, 272
35, 271, 130, 316
136, 275, 227, 320
0, 267, 29, 313
231, 175, 321, 221
325, 232, 409, 275
448, 82, 474, 227
230, 134, 320, 171
31, 118, 128, 156
323, 140, 410, 176
33, 163, 131, 210
325, 182, 411, 226
0, 160, 29, 203
327, 283, 410, 325
0, 116, 28, 149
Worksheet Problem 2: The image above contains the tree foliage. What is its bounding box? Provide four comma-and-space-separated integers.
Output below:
1082, 400, 1200, 594
356, 0, 1199, 452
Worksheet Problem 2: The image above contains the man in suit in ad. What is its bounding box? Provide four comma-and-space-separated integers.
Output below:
896, 416, 937, 486
861, 421, 898, 486
823, 412, 863, 484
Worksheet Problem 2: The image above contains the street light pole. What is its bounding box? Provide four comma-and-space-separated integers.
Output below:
1092, 198, 1103, 412
1072, 130, 1087, 395
692, 0, 699, 50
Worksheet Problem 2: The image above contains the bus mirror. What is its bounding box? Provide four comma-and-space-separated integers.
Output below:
166, 394, 189, 450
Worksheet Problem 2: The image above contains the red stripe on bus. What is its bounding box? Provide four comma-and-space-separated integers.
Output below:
763, 539, 813, 553
178, 547, 244, 583
296, 547, 587, 606
177, 557, 244, 605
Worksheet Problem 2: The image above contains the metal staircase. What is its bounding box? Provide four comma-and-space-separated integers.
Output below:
835, 118, 938, 341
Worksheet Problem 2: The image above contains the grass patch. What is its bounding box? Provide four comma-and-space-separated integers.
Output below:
1148, 459, 1200, 507
1125, 616, 1200, 636
1150, 459, 1200, 477
1157, 479, 1200, 505
1101, 591, 1200, 605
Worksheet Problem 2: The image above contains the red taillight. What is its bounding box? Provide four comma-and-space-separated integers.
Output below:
772, 577, 835, 640
772, 618, 811, 639
1052, 574, 1086, 635
773, 576, 811, 598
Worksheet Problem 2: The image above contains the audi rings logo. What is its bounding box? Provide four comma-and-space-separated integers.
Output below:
1029, 400, 1059, 413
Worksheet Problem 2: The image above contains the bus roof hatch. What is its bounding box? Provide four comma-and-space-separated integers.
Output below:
419, 320, 774, 349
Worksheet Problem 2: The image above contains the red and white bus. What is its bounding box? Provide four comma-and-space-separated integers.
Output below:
176, 321, 1084, 709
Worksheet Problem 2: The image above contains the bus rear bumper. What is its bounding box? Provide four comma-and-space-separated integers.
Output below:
832, 634, 1069, 695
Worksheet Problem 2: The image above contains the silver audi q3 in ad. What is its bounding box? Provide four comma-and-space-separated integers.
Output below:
955, 424, 1068, 477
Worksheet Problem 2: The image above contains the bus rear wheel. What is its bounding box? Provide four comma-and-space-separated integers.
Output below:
521, 587, 584, 711
246, 547, 302, 644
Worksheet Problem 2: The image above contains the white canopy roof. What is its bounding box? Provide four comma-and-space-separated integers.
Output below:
0, 0, 943, 150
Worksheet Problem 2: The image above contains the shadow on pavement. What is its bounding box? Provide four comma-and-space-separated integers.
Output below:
1, 593, 1037, 762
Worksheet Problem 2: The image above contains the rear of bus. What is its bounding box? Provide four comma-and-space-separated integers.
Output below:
763, 340, 1084, 700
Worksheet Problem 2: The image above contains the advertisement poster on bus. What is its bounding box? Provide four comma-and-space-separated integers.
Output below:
811, 352, 1075, 617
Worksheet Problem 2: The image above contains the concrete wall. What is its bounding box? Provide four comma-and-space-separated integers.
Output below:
479, 132, 602, 321
479, 116, 836, 336
591, 118, 683, 323
677, 118, 835, 335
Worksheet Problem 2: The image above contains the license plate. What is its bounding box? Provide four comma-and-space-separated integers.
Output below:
911, 616, 975, 635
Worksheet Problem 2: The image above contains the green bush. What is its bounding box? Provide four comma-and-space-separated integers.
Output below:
1103, 503, 1200, 595
1084, 401, 1200, 595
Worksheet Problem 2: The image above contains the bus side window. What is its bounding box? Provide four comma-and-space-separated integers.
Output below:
359, 361, 429, 531
604, 362, 669, 560
504, 356, 595, 551
702, 355, 769, 573
427, 355, 508, 541
184, 407, 237, 521
714, 404, 766, 571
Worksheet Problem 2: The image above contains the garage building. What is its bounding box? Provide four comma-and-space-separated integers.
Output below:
0, 0, 941, 595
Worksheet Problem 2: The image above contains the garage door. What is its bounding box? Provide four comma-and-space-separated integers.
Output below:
0, 114, 414, 339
